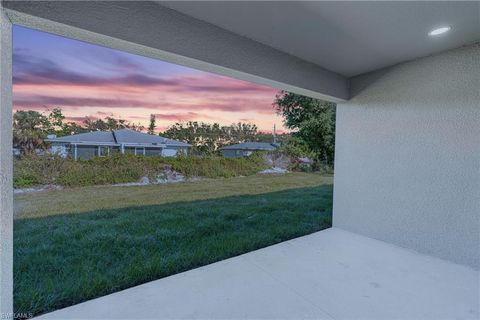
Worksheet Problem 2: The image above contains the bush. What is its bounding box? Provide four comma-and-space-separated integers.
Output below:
13, 153, 269, 188
280, 137, 334, 174
151, 153, 267, 178
55, 156, 146, 187
13, 154, 67, 188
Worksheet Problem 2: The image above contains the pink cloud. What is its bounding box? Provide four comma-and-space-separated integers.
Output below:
154, 112, 218, 121
12, 50, 286, 132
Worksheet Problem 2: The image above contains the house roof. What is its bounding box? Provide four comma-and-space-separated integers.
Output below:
221, 142, 279, 151
48, 131, 117, 144
47, 129, 191, 148
113, 129, 191, 147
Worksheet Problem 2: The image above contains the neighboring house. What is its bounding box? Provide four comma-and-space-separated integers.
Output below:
221, 142, 279, 158
46, 129, 191, 160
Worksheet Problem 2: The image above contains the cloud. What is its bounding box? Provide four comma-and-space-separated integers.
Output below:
13, 93, 276, 114
12, 104, 47, 112
13, 51, 278, 95
95, 111, 112, 116
12, 46, 282, 132
13, 94, 161, 109
114, 54, 143, 72
64, 116, 96, 124
180, 75, 276, 94
154, 112, 218, 121
13, 51, 179, 87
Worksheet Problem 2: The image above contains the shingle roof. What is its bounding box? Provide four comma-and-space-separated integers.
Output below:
48, 131, 117, 143
113, 129, 191, 147
47, 129, 191, 147
221, 142, 280, 151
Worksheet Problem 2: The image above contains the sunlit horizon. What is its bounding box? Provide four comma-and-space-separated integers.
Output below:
13, 25, 288, 134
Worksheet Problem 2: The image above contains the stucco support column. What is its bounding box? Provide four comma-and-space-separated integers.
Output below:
0, 5, 13, 317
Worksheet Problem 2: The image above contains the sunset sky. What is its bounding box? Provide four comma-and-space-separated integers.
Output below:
13, 25, 284, 133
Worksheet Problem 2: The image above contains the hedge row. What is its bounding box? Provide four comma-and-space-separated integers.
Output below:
13, 153, 268, 188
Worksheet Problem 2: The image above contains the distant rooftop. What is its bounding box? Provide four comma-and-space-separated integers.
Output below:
47, 129, 191, 147
221, 142, 279, 151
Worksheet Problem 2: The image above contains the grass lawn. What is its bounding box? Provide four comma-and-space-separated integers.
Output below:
14, 173, 333, 317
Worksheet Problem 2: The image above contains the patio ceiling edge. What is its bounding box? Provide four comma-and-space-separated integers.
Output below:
3, 0, 348, 103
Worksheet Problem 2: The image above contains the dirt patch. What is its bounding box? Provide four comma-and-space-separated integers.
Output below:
259, 167, 289, 174
114, 166, 201, 187
14, 185, 63, 194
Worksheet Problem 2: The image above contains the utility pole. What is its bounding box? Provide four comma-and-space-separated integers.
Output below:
273, 124, 277, 144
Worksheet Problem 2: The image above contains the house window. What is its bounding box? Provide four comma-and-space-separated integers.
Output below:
98, 146, 110, 157
124, 147, 135, 154
145, 148, 161, 157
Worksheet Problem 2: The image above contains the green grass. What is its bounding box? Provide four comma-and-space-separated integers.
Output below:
14, 173, 333, 317
14, 173, 331, 219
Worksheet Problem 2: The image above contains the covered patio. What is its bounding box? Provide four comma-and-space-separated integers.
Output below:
37, 228, 478, 319
0, 1, 478, 319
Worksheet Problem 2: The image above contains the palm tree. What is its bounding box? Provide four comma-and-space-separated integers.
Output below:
13, 110, 49, 154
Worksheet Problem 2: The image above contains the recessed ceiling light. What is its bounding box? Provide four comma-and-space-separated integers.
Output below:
428, 26, 451, 36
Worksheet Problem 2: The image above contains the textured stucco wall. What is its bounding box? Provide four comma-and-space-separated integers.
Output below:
334, 44, 480, 269
0, 5, 13, 315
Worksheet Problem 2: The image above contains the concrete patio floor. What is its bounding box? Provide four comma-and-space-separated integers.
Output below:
37, 228, 479, 320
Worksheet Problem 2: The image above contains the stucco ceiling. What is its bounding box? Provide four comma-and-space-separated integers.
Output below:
160, 1, 480, 77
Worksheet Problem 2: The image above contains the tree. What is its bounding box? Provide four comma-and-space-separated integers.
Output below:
46, 107, 65, 133
148, 114, 156, 135
162, 121, 259, 155
222, 122, 258, 142
273, 91, 336, 164
13, 110, 50, 154
43, 107, 84, 137
83, 116, 144, 132
254, 132, 291, 145
163, 121, 221, 155
61, 122, 87, 136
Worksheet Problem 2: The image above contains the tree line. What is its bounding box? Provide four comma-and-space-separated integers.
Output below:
163, 121, 282, 155
12, 108, 281, 156
13, 91, 336, 165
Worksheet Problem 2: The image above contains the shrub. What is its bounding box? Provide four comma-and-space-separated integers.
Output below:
13, 154, 67, 187
156, 153, 267, 178
13, 153, 269, 188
